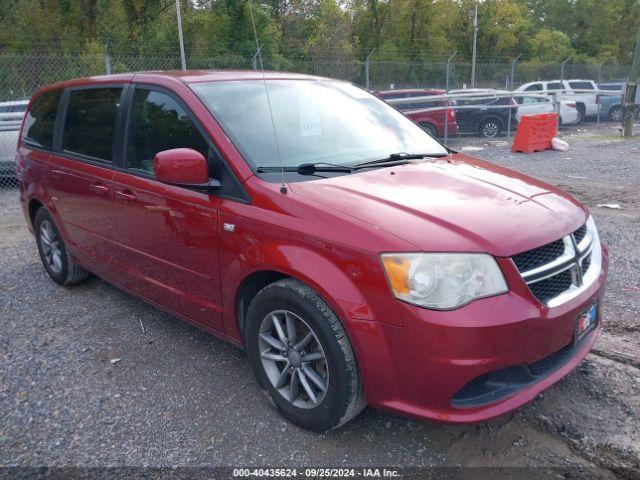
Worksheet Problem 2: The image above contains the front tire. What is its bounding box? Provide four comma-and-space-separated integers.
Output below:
245, 278, 365, 432
34, 208, 89, 286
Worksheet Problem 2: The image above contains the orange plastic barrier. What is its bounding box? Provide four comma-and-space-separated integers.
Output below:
511, 113, 558, 154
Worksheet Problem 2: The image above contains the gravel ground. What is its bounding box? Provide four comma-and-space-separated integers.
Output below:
1, 124, 639, 478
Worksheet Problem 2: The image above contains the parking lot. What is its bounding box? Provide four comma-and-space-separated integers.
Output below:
1, 122, 639, 478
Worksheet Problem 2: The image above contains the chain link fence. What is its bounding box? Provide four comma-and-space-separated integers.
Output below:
0, 52, 632, 188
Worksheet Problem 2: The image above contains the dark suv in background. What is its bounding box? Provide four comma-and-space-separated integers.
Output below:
448, 89, 519, 138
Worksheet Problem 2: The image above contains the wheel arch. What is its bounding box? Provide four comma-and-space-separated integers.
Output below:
225, 245, 377, 342
28, 198, 44, 227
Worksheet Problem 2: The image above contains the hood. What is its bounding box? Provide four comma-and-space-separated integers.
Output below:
288, 154, 587, 257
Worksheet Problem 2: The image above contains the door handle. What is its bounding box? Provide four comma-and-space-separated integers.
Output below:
115, 189, 137, 202
89, 183, 110, 195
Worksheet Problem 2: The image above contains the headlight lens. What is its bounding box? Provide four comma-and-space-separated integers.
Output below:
381, 253, 508, 309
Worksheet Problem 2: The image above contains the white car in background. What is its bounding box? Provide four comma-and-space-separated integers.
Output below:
515, 95, 580, 126
515, 79, 599, 123
0, 100, 28, 179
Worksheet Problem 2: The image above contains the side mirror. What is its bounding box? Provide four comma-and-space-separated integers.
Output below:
154, 148, 213, 187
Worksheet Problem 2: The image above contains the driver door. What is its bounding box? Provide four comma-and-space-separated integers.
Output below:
110, 85, 224, 331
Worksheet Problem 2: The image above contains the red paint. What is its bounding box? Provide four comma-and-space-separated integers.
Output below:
18, 71, 608, 423
154, 148, 209, 185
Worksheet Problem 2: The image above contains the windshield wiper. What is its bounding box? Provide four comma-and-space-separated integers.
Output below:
256, 162, 353, 175
257, 153, 449, 176
354, 152, 448, 167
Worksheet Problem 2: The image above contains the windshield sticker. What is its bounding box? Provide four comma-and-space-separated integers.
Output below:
299, 95, 322, 137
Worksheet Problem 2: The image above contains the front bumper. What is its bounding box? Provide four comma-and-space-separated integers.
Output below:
348, 244, 608, 424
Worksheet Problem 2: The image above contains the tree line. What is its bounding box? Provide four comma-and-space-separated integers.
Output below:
0, 0, 638, 65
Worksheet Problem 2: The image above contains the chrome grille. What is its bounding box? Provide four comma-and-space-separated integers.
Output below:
512, 220, 599, 307
512, 239, 564, 272
528, 269, 573, 304
573, 224, 588, 244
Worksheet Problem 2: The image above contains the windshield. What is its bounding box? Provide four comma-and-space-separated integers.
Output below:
191, 80, 447, 171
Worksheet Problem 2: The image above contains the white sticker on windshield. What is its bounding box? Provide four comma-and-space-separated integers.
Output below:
299, 95, 322, 137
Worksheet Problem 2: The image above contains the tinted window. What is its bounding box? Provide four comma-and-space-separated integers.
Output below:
547, 82, 563, 91
524, 84, 542, 91
599, 83, 624, 91
62, 88, 122, 162
569, 81, 594, 90
126, 89, 209, 175
22, 90, 61, 149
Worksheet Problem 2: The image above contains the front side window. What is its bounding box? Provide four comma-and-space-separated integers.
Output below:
192, 80, 447, 174
524, 84, 542, 91
62, 87, 122, 162
126, 89, 209, 176
22, 90, 61, 149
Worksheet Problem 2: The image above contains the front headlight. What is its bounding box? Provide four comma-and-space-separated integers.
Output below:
380, 253, 508, 310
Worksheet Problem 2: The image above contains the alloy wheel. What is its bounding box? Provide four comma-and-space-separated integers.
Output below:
482, 121, 499, 138
610, 106, 623, 122
39, 220, 63, 274
258, 310, 329, 409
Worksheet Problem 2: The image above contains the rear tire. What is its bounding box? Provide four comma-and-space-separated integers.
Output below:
574, 104, 585, 125
609, 105, 623, 123
420, 123, 437, 137
34, 208, 89, 286
479, 118, 502, 138
245, 278, 365, 432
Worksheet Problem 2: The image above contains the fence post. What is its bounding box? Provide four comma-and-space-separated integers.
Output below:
444, 51, 457, 146
104, 53, 111, 75
252, 48, 260, 70
510, 54, 522, 90
623, 27, 640, 137
365, 48, 376, 90
560, 56, 572, 80
598, 59, 608, 83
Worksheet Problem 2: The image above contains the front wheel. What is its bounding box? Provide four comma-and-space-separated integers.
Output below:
245, 279, 365, 432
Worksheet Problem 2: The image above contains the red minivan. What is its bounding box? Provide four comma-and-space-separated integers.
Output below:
17, 71, 607, 432
373, 89, 458, 138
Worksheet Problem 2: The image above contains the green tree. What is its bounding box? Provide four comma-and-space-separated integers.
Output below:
529, 28, 575, 62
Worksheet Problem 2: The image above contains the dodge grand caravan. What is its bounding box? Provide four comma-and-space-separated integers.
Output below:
17, 71, 608, 432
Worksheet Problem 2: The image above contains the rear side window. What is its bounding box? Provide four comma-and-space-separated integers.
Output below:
547, 82, 563, 91
569, 81, 594, 90
394, 99, 438, 110
22, 90, 61, 149
125, 88, 209, 176
62, 87, 122, 162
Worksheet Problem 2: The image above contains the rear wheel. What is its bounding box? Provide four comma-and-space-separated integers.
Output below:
479, 118, 502, 138
609, 105, 623, 122
245, 278, 365, 432
574, 104, 585, 125
419, 123, 437, 137
34, 208, 89, 286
